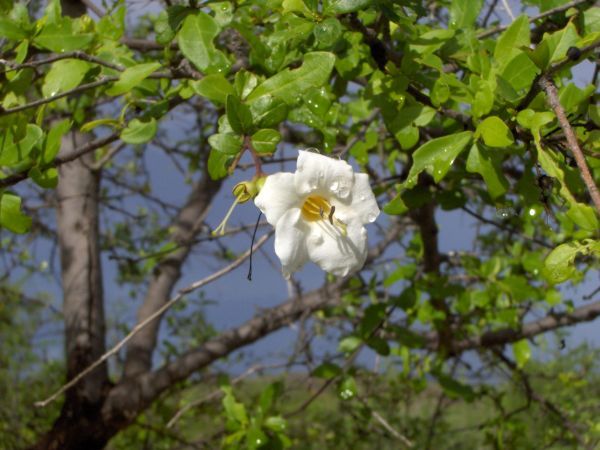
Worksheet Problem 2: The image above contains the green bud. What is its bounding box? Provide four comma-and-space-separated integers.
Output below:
255, 175, 267, 192
232, 180, 258, 203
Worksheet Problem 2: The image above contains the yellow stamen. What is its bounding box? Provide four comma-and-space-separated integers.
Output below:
301, 195, 347, 235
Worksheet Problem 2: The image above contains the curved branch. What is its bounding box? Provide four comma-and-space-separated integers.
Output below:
433, 300, 600, 354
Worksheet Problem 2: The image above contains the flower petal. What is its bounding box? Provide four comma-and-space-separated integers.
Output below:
274, 208, 309, 278
254, 172, 301, 226
306, 219, 368, 277
348, 173, 380, 224
294, 150, 355, 199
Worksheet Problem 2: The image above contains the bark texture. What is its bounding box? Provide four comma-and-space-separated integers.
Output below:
31, 133, 109, 450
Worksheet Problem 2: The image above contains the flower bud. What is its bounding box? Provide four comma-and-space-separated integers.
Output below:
232, 180, 258, 203
254, 175, 267, 192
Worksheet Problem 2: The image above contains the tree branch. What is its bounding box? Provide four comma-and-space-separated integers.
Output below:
101, 223, 403, 424
430, 299, 600, 354
539, 76, 600, 215
0, 132, 120, 189
123, 165, 222, 377
34, 232, 272, 409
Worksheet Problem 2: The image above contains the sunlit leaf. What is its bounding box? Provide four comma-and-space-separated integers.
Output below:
405, 131, 472, 187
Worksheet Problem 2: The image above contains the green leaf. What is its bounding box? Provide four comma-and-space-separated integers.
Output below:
42, 59, 91, 98
383, 193, 408, 215
208, 133, 243, 155
226, 95, 253, 134
34, 18, 93, 52
338, 376, 357, 400
365, 336, 390, 356
207, 148, 229, 180
516, 109, 554, 133
106, 62, 161, 97
314, 17, 342, 48
543, 240, 600, 284
29, 166, 58, 188
80, 118, 119, 133
251, 129, 280, 154
0, 193, 31, 234
43, 119, 71, 164
234, 70, 258, 100
494, 15, 530, 66
177, 12, 230, 74
405, 131, 472, 188
324, 0, 371, 14
0, 17, 28, 40
529, 22, 579, 69
249, 95, 289, 128
500, 52, 540, 93
430, 78, 450, 106
339, 336, 362, 354
313, 362, 342, 379
537, 146, 599, 231
120, 118, 157, 144
0, 124, 43, 167
191, 73, 235, 104
221, 386, 248, 426
246, 52, 335, 105
449, 0, 483, 28
513, 339, 531, 368
476, 116, 514, 147
264, 416, 287, 433
472, 79, 494, 118
282, 0, 311, 15
466, 143, 509, 199
435, 372, 476, 402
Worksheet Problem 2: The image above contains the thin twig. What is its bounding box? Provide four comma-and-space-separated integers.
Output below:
356, 395, 413, 447
0, 77, 118, 117
500, 0, 515, 21
91, 142, 127, 170
461, 206, 553, 248
0, 50, 123, 74
0, 132, 120, 189
477, 0, 591, 39
540, 76, 600, 215
34, 233, 272, 408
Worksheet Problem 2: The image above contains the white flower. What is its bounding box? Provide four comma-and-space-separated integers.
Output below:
254, 150, 380, 278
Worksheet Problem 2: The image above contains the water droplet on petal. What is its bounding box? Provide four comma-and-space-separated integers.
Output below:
359, 195, 366, 201
367, 212, 377, 223
318, 171, 325, 178
330, 181, 339, 191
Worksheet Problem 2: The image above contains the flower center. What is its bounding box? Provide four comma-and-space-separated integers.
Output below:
301, 195, 347, 235
301, 195, 331, 222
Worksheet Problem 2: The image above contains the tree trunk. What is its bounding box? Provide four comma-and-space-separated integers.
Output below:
30, 132, 110, 450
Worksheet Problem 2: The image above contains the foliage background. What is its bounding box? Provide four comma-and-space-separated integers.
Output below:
0, 0, 599, 448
